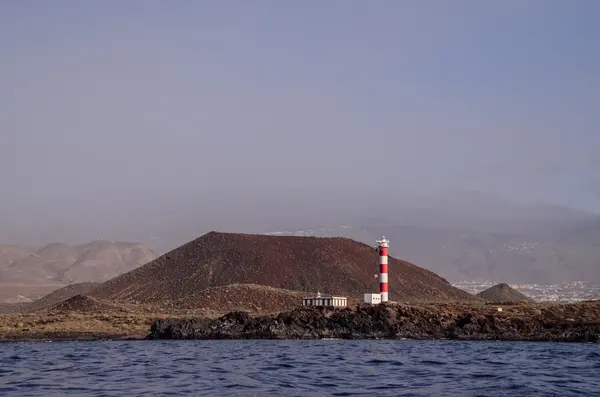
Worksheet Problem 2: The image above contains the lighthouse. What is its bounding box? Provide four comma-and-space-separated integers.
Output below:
376, 236, 389, 302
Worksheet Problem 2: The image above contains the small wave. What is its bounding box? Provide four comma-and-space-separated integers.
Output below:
419, 359, 446, 365
586, 351, 600, 359
365, 358, 399, 365
471, 373, 502, 379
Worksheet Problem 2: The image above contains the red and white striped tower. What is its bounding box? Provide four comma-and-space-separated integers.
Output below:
376, 236, 389, 302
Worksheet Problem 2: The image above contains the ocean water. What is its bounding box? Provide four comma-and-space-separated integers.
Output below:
1, 340, 599, 396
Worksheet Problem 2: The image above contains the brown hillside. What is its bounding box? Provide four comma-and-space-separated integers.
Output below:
23, 282, 101, 312
477, 283, 534, 303
49, 294, 125, 313
173, 283, 309, 313
91, 231, 480, 304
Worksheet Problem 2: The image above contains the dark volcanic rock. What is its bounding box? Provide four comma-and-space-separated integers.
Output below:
148, 312, 247, 340
147, 301, 600, 343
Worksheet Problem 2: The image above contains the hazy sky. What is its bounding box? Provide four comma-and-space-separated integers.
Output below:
2, 1, 599, 246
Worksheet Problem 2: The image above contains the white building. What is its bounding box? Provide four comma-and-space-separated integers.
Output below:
364, 293, 382, 305
302, 292, 348, 307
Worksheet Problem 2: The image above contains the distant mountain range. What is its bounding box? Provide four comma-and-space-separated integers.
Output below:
263, 223, 600, 284
260, 191, 600, 284
0, 241, 157, 301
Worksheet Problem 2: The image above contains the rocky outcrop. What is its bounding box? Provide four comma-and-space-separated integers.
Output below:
147, 301, 600, 343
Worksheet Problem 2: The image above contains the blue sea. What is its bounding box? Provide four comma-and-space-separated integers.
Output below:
1, 340, 599, 396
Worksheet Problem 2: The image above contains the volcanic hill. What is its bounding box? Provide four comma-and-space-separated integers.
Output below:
476, 283, 534, 303
90, 231, 480, 305
49, 294, 126, 314
22, 282, 101, 312
171, 283, 311, 313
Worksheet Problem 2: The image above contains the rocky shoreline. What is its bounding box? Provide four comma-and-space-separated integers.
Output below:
2, 301, 598, 343
0, 331, 144, 343
147, 301, 600, 343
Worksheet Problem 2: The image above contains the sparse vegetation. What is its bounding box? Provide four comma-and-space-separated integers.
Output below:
0, 305, 229, 341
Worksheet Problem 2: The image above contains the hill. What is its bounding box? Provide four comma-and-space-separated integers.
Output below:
21, 282, 101, 312
476, 283, 534, 303
172, 283, 310, 313
90, 231, 480, 304
0, 245, 38, 268
0, 241, 157, 301
0, 302, 28, 314
3, 295, 33, 304
49, 294, 126, 313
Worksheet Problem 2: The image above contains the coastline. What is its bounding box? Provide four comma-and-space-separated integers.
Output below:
147, 301, 600, 344
2, 333, 598, 344
2, 301, 599, 343
0, 332, 145, 343
0, 309, 160, 343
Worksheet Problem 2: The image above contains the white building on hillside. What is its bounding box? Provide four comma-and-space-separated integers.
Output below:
302, 292, 348, 307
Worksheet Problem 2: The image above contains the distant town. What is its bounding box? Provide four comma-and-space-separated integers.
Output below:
452, 280, 600, 303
